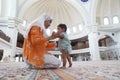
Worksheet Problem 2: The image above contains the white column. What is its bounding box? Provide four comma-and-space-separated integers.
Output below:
118, 49, 120, 60
1, 0, 17, 17
115, 32, 120, 60
8, 0, 17, 17
0, 0, 1, 16
11, 28, 18, 57
1, 0, 9, 16
88, 32, 101, 60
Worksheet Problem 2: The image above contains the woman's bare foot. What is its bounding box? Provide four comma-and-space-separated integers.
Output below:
60, 66, 66, 69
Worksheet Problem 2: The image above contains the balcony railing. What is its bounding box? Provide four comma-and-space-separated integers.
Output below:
98, 24, 120, 32
0, 17, 25, 49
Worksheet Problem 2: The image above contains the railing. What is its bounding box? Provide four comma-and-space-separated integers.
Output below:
0, 17, 25, 49
0, 38, 12, 48
15, 46, 120, 55
16, 47, 23, 54
49, 48, 90, 55
99, 47, 107, 51
0, 17, 26, 27
99, 45, 120, 51
98, 24, 120, 32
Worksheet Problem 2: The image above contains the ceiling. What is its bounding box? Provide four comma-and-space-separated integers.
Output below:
17, 0, 120, 41
97, 0, 120, 16
21, 0, 84, 30
96, 0, 120, 25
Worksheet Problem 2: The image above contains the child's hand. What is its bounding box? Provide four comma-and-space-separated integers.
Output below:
52, 31, 56, 36
51, 31, 58, 38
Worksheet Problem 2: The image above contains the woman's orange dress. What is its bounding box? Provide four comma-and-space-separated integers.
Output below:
23, 26, 55, 68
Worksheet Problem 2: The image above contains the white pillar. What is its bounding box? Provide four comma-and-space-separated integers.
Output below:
11, 28, 18, 57
1, 0, 17, 17
0, 0, 1, 16
118, 49, 120, 60
1, 0, 8, 16
8, 0, 17, 17
88, 32, 101, 60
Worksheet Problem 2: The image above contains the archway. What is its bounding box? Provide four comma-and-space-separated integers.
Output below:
98, 35, 115, 47
98, 35, 118, 60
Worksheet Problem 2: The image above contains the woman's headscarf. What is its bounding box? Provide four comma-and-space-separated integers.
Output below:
25, 13, 52, 38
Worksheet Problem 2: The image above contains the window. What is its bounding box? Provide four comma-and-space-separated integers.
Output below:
79, 24, 83, 31
67, 28, 70, 34
113, 16, 119, 24
73, 26, 77, 33
23, 20, 26, 26
104, 17, 109, 25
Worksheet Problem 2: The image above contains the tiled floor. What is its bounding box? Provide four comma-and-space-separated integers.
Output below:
0, 60, 120, 80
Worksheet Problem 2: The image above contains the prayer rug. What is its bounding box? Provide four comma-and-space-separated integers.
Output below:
0, 61, 120, 80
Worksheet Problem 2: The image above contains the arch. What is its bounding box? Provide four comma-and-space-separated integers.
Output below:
98, 34, 115, 47
98, 34, 115, 42
103, 17, 109, 25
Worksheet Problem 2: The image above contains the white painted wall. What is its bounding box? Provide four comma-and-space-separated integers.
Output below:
0, 0, 1, 16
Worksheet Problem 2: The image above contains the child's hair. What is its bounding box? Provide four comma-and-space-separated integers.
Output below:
57, 24, 67, 32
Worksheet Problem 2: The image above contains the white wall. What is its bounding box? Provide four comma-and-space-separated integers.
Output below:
0, 0, 1, 16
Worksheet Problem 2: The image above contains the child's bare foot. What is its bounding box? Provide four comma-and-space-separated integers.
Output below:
69, 63, 72, 67
60, 66, 66, 69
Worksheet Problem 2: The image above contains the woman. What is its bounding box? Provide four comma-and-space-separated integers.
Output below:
23, 13, 61, 68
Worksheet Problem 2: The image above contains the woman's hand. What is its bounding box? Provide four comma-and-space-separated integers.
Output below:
51, 32, 58, 39
47, 31, 60, 40
47, 33, 56, 40
52, 31, 56, 36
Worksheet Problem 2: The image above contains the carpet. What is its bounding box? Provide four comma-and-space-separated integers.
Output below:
0, 62, 37, 80
0, 61, 120, 80
35, 69, 77, 80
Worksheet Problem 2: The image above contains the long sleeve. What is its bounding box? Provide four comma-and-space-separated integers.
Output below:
46, 42, 56, 49
29, 26, 47, 46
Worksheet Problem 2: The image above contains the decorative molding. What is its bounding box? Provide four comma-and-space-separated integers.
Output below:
81, 0, 88, 2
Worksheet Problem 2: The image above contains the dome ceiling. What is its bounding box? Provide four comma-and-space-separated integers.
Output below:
96, 0, 120, 25
21, 0, 84, 30
96, 0, 120, 19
